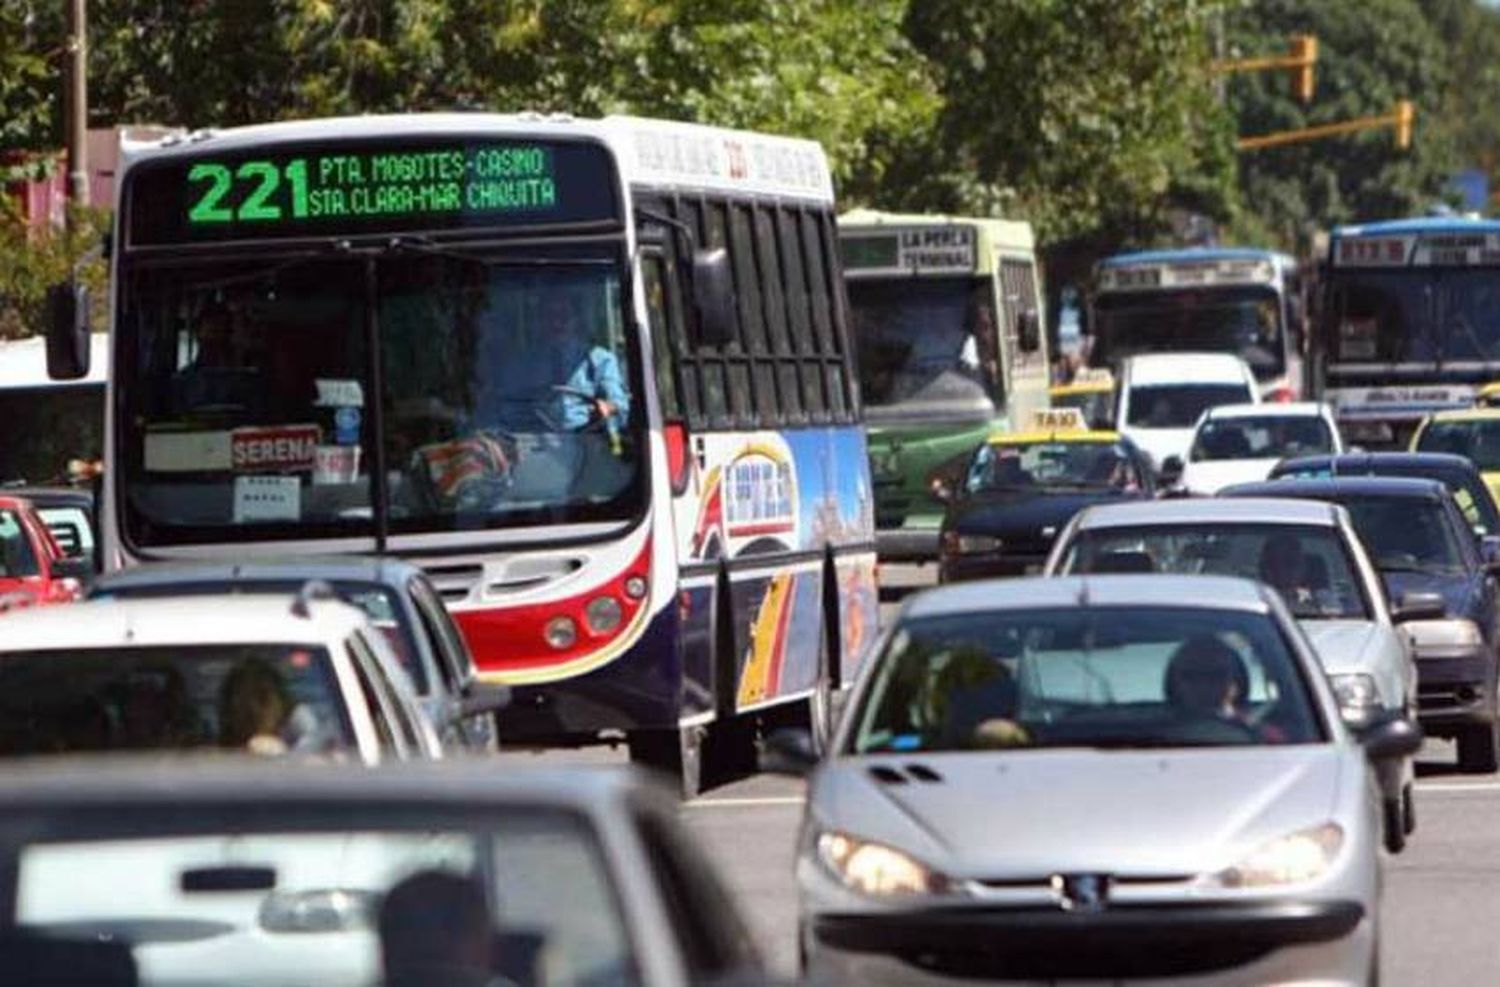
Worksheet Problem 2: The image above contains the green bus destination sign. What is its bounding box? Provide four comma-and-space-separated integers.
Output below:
127, 137, 619, 245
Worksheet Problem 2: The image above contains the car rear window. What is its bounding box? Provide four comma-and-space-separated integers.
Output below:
0, 644, 354, 757
1190, 416, 1334, 461
852, 606, 1324, 755
1338, 496, 1466, 574
1126, 384, 1251, 428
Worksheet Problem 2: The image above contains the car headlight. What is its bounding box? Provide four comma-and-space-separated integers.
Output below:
1402, 618, 1483, 651
816, 831, 950, 897
1209, 823, 1344, 889
1329, 673, 1381, 720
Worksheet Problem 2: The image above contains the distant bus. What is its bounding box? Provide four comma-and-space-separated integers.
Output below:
53, 113, 879, 794
838, 210, 1050, 563
1316, 217, 1500, 448
1089, 247, 1305, 401
0, 334, 106, 485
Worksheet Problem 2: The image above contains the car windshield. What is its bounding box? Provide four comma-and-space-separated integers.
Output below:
11, 814, 638, 987
1190, 415, 1335, 462
1328, 269, 1500, 363
1338, 495, 1467, 575
963, 441, 1142, 494
1058, 524, 1370, 620
0, 645, 353, 757
1125, 383, 1252, 428
119, 250, 641, 546
1270, 460, 1500, 536
0, 510, 39, 579
1415, 419, 1500, 471
852, 606, 1322, 754
1093, 286, 1286, 378
847, 277, 1001, 423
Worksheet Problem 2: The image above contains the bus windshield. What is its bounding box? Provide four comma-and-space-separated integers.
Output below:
119, 248, 642, 546
1328, 269, 1500, 363
847, 277, 1000, 423
1092, 286, 1285, 379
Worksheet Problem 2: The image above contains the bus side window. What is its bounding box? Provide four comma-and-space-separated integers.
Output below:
641, 253, 684, 422
755, 206, 803, 422
672, 196, 731, 427
777, 206, 827, 420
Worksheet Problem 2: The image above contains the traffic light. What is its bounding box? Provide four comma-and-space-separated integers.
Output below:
1395, 100, 1415, 150
1289, 34, 1317, 103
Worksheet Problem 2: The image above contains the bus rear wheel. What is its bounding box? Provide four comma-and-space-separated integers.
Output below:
627, 719, 755, 799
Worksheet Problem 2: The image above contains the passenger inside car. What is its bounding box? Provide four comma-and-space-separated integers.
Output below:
380, 869, 506, 987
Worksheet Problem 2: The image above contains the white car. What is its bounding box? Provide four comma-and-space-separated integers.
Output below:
0, 588, 441, 763
1117, 352, 1259, 475
1045, 496, 1422, 851
1177, 402, 1344, 495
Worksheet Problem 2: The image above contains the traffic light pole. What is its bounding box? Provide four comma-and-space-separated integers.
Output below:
1237, 102, 1415, 152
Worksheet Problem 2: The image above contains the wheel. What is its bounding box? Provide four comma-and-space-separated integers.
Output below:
1457, 721, 1500, 774
1402, 782, 1416, 836
627, 725, 706, 799
1382, 797, 1406, 854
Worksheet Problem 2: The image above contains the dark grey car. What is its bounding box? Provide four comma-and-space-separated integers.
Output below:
91, 557, 508, 753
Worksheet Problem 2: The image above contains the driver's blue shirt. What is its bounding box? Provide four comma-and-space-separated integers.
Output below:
558, 346, 631, 430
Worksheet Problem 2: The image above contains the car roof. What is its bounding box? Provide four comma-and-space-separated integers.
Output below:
0, 757, 664, 819
1201, 402, 1326, 420
1122, 352, 1251, 385
1277, 451, 1475, 475
1097, 246, 1291, 267
0, 595, 371, 651
904, 574, 1275, 621
1072, 496, 1339, 530
0, 486, 92, 509
1225, 476, 1449, 500
93, 556, 424, 594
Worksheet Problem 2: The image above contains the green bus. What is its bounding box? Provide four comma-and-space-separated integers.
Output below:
839, 210, 1051, 563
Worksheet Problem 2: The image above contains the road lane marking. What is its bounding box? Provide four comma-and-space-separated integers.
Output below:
1415, 780, 1500, 793
686, 795, 806, 809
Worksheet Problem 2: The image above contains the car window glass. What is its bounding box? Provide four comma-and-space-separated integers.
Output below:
0, 510, 40, 578
1190, 416, 1334, 461
410, 577, 475, 689
965, 441, 1142, 494
1060, 523, 1370, 620
1340, 496, 1466, 574
852, 606, 1323, 755
334, 584, 428, 693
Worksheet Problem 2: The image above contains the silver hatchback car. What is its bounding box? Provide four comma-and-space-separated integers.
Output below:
767, 575, 1420, 986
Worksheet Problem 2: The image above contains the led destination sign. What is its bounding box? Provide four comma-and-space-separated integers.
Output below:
127, 137, 619, 245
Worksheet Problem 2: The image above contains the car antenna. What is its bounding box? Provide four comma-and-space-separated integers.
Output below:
290, 579, 340, 618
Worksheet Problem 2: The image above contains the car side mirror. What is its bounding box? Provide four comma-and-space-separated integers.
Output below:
1479, 535, 1500, 575
1391, 590, 1447, 623
1158, 455, 1184, 488
1356, 710, 1423, 762
46, 282, 91, 381
457, 681, 511, 721
692, 247, 736, 348
759, 726, 818, 776
1017, 309, 1041, 353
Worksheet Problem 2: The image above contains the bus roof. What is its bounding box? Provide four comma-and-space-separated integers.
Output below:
119, 112, 836, 204
0, 335, 108, 390
838, 209, 1036, 251
1097, 246, 1294, 268
1332, 217, 1500, 238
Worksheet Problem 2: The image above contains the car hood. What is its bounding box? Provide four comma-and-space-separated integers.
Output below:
1382, 568, 1477, 619
812, 746, 1346, 879
1181, 459, 1281, 495
948, 489, 1135, 539
1300, 620, 1384, 677
1121, 427, 1194, 470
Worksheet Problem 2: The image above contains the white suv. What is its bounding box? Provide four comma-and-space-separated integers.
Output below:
0, 587, 440, 763
1117, 352, 1260, 476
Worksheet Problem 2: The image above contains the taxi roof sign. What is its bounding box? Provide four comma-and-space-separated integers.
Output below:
1029, 408, 1088, 432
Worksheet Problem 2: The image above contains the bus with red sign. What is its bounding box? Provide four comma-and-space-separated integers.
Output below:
1088, 247, 1306, 402
47, 114, 879, 794
1315, 217, 1500, 448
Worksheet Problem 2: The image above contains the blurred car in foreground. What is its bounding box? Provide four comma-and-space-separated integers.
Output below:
90, 558, 508, 754
1226, 477, 1500, 772
1410, 407, 1500, 504
0, 495, 83, 608
1269, 451, 1500, 538
1045, 496, 1421, 848
1172, 402, 1342, 495
1117, 352, 1259, 475
770, 575, 1418, 985
0, 591, 439, 763
0, 759, 764, 986
937, 411, 1154, 581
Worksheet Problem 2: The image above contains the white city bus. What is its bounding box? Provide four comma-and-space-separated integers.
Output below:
48, 114, 879, 793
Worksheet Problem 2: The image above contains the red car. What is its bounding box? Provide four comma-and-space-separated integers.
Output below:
0, 496, 83, 608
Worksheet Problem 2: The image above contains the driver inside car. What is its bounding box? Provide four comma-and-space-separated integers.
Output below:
1163, 635, 1286, 743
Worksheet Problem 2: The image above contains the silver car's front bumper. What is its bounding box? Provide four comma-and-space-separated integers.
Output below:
806, 904, 1373, 986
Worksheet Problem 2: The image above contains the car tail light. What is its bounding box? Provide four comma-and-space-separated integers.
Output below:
665, 420, 691, 495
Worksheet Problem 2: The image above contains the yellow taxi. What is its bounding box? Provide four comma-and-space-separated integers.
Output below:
1474, 381, 1500, 408
1410, 406, 1500, 503
1048, 368, 1115, 430
937, 408, 1154, 582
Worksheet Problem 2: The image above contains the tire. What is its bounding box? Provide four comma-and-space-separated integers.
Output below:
1402, 782, 1416, 836
1457, 721, 1500, 774
1382, 797, 1406, 854
627, 725, 706, 800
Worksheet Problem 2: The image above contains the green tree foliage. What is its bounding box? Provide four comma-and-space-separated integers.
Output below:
1225, 0, 1459, 247
0, 2, 64, 179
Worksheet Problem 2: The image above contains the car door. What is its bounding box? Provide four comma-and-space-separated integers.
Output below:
409, 574, 496, 751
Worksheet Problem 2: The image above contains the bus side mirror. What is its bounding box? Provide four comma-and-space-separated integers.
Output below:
692, 248, 737, 348
46, 282, 92, 381
1018, 309, 1041, 353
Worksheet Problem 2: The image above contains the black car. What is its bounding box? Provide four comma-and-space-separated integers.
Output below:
90, 557, 509, 754
1225, 476, 1500, 772
938, 432, 1156, 582
1270, 452, 1500, 538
